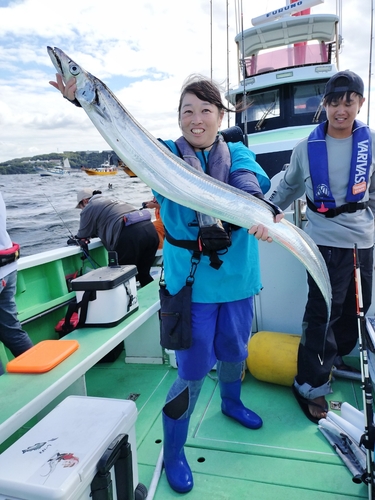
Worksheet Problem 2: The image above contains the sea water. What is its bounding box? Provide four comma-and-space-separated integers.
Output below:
1, 172, 153, 257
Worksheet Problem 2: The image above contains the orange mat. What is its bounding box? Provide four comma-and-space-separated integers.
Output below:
6, 340, 79, 373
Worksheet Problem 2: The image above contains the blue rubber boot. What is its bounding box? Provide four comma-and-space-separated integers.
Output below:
162, 412, 193, 493
219, 379, 263, 429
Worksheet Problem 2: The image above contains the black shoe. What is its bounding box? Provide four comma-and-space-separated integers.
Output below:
334, 363, 361, 374
332, 356, 361, 381
333, 356, 361, 374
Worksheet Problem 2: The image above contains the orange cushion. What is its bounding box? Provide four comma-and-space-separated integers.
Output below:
6, 340, 79, 373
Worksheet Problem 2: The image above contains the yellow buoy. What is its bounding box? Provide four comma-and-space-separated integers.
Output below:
247, 331, 301, 386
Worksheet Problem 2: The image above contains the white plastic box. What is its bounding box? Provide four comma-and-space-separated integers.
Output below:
0, 396, 144, 500
71, 265, 138, 327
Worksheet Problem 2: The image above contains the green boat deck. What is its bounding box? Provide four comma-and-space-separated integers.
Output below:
0, 241, 369, 499
86, 354, 368, 499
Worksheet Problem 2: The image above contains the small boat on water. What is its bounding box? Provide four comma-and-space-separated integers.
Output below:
0, 1, 374, 499
36, 158, 73, 177
36, 165, 70, 177
82, 158, 118, 176
38, 167, 65, 177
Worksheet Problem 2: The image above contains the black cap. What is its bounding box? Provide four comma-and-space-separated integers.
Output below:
324, 70, 364, 98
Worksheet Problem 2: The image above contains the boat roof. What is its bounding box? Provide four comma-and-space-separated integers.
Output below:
235, 14, 339, 57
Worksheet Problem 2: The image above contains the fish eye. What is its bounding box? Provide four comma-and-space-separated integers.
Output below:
69, 63, 80, 76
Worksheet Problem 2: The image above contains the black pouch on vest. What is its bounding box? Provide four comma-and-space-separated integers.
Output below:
199, 224, 232, 252
159, 283, 192, 350
196, 213, 231, 253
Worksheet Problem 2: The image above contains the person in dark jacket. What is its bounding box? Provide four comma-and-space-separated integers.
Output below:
75, 188, 159, 287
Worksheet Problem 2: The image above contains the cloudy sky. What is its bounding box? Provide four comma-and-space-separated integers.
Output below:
0, 0, 373, 163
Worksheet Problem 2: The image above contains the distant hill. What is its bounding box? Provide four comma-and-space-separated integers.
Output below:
0, 150, 121, 174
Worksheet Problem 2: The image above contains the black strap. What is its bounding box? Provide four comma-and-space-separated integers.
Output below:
63, 290, 97, 332
164, 228, 200, 251
159, 216, 203, 291
78, 290, 97, 325
164, 229, 224, 270
91, 434, 134, 500
62, 301, 79, 333
306, 196, 369, 218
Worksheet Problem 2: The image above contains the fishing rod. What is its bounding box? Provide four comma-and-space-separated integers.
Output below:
225, 0, 231, 129
353, 243, 375, 500
44, 194, 100, 269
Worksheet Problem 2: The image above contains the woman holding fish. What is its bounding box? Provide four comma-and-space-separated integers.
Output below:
50, 72, 283, 494
152, 75, 284, 494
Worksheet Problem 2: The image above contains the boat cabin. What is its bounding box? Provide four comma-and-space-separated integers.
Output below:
226, 14, 340, 178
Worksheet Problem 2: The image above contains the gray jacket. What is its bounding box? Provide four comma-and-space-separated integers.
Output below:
76, 194, 136, 249
271, 129, 375, 249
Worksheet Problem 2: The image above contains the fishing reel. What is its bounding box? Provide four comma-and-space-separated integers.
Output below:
67, 236, 90, 251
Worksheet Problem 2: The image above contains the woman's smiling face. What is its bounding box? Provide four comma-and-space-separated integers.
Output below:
179, 92, 224, 150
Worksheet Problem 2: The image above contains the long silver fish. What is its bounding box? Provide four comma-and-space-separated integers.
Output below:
47, 46, 332, 322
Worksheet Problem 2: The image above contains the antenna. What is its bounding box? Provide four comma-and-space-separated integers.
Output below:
239, 0, 248, 141
226, 0, 230, 127
210, 0, 213, 81
367, 0, 374, 125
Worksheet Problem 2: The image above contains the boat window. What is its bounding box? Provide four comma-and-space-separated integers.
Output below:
245, 42, 330, 77
241, 89, 280, 123
293, 83, 325, 115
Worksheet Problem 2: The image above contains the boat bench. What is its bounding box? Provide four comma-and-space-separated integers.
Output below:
0, 279, 161, 448
0, 240, 109, 370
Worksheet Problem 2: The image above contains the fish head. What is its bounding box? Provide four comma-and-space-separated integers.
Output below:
47, 46, 120, 122
47, 46, 96, 107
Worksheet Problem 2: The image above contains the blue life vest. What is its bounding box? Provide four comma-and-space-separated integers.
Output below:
307, 120, 372, 214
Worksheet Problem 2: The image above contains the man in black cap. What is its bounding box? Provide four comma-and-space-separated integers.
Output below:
271, 70, 375, 423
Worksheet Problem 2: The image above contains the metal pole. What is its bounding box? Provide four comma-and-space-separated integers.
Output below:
210, 0, 213, 81
226, 0, 230, 127
367, 0, 374, 126
239, 0, 247, 139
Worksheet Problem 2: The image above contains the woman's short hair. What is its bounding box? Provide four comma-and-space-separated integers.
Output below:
177, 74, 232, 119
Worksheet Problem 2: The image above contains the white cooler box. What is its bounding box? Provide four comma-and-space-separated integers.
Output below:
0, 396, 147, 500
71, 265, 138, 327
